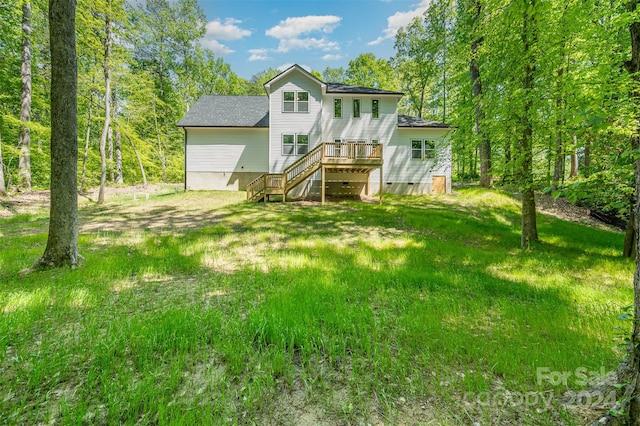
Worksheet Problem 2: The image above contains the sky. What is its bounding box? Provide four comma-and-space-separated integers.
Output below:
196, 0, 431, 80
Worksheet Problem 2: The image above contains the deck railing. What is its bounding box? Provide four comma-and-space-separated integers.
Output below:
323, 142, 382, 160
248, 143, 383, 200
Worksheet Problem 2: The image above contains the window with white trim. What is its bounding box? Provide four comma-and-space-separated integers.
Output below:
411, 139, 436, 160
334, 98, 342, 118
372, 99, 379, 119
283, 92, 295, 112
282, 134, 310, 156
283, 91, 309, 112
297, 92, 309, 112
353, 99, 361, 118
296, 134, 309, 154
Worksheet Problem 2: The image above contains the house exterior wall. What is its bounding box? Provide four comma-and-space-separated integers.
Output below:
184, 127, 268, 190
368, 127, 453, 195
320, 94, 399, 144
268, 69, 323, 173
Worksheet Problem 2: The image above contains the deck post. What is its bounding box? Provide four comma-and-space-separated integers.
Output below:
321, 165, 326, 205
379, 164, 383, 205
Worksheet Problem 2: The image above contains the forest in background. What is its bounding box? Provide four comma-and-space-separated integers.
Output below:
0, 0, 636, 219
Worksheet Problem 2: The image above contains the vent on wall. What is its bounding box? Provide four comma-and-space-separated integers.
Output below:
386, 182, 392, 185
408, 182, 414, 185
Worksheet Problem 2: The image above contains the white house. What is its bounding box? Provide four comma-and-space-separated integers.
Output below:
177, 64, 453, 201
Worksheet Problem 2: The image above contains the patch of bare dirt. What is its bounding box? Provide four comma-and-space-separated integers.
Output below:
535, 193, 623, 231
0, 184, 180, 218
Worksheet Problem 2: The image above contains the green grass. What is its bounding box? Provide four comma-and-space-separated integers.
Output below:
0, 187, 633, 424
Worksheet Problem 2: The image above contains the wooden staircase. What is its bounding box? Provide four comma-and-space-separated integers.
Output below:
246, 142, 382, 203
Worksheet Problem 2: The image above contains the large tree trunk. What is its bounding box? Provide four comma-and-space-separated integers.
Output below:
97, 5, 112, 205
0, 130, 7, 196
36, 0, 80, 268
624, 206, 636, 259
18, 0, 32, 192
520, 0, 538, 249
624, 0, 640, 422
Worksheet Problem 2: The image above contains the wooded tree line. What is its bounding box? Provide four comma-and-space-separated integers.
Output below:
0, 0, 256, 201
0, 0, 637, 228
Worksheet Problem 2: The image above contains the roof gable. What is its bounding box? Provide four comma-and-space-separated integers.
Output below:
263, 64, 325, 95
177, 95, 269, 128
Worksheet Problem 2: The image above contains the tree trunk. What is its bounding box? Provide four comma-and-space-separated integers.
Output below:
127, 134, 147, 186
471, 23, 491, 187
584, 135, 591, 177
18, 0, 32, 192
36, 0, 80, 268
113, 89, 123, 184
0, 130, 7, 196
552, 67, 565, 191
520, 0, 538, 249
569, 134, 578, 178
624, 0, 640, 422
97, 5, 111, 205
624, 206, 636, 259
80, 89, 93, 193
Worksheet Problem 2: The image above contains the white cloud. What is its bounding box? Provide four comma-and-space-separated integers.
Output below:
248, 49, 271, 62
201, 39, 234, 55
276, 37, 339, 53
205, 18, 252, 41
368, 0, 430, 46
266, 15, 341, 39
322, 54, 343, 61
265, 15, 342, 54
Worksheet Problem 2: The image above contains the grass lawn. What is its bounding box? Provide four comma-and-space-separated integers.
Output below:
0, 187, 633, 425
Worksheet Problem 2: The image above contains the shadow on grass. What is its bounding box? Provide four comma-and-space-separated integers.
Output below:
0, 188, 632, 424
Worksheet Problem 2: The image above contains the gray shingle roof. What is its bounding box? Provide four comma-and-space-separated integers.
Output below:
177, 95, 269, 127
398, 114, 450, 128
326, 83, 403, 96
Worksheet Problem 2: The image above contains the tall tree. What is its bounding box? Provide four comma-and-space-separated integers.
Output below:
18, 0, 32, 191
36, 0, 80, 268
519, 0, 539, 248
97, 0, 112, 204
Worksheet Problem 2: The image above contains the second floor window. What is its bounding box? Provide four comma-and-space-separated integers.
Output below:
353, 99, 361, 118
283, 91, 309, 113
372, 99, 379, 119
334, 98, 342, 118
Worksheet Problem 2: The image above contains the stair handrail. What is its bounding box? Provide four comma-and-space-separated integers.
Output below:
246, 173, 266, 200
283, 143, 324, 184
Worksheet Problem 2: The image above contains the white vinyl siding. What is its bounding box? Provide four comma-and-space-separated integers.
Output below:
185, 127, 268, 173
268, 68, 322, 173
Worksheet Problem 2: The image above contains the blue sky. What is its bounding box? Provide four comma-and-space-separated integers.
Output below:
197, 0, 430, 80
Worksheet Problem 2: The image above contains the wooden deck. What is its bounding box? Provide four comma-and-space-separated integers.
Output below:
246, 142, 383, 204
